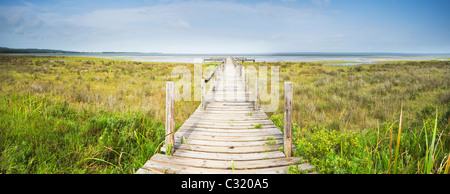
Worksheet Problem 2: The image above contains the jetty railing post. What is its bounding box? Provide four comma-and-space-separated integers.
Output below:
245, 69, 249, 101
242, 66, 245, 83
165, 82, 175, 155
254, 77, 259, 110
283, 82, 293, 157
213, 68, 216, 92
201, 79, 206, 110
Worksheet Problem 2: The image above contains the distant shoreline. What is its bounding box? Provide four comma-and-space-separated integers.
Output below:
2, 51, 449, 64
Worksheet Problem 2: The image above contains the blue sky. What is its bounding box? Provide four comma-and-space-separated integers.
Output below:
0, 0, 449, 53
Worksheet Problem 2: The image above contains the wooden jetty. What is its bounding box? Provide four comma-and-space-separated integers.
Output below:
203, 56, 255, 62
233, 56, 255, 62
136, 56, 314, 174
203, 57, 225, 62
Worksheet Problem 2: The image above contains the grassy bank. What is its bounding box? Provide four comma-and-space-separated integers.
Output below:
0, 94, 165, 173
242, 60, 450, 174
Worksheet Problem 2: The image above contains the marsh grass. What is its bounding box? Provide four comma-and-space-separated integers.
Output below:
256, 60, 450, 174
0, 55, 202, 173
288, 108, 449, 174
1, 56, 449, 174
0, 93, 166, 173
251, 60, 450, 132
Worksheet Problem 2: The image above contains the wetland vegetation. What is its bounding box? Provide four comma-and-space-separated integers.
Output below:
243, 60, 450, 174
0, 55, 204, 173
0, 55, 449, 174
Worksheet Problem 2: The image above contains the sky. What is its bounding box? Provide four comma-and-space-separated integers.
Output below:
0, 0, 449, 53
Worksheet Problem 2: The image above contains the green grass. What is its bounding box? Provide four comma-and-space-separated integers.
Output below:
0, 93, 165, 173
257, 60, 450, 174
1, 55, 449, 174
0, 55, 202, 173
290, 107, 450, 174
254, 123, 263, 129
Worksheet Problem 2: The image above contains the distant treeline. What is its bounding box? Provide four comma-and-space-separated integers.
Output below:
0, 47, 77, 53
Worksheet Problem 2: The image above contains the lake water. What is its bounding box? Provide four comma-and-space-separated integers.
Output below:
9, 52, 450, 64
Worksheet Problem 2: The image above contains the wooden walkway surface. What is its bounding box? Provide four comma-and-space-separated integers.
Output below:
136, 57, 314, 174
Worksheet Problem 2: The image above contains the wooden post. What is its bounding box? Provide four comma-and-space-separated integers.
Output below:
242, 66, 245, 82
201, 79, 206, 110
245, 68, 248, 91
213, 69, 216, 92
283, 82, 293, 157
165, 82, 175, 155
254, 77, 258, 110
245, 69, 249, 101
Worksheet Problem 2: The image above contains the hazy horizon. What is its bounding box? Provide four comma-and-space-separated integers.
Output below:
1, 0, 449, 53
2, 46, 450, 56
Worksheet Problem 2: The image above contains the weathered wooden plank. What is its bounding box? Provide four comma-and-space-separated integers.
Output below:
141, 160, 278, 174
184, 118, 276, 124
181, 123, 280, 130
176, 130, 283, 140
150, 154, 300, 170
188, 115, 269, 120
186, 116, 270, 121
173, 150, 285, 161
176, 127, 283, 134
207, 102, 253, 106
202, 108, 255, 112
142, 159, 315, 174
135, 168, 162, 174
191, 111, 267, 115
175, 133, 283, 142
174, 144, 284, 154
173, 139, 283, 147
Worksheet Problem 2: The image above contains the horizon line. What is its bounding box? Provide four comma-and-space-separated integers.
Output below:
1, 47, 450, 55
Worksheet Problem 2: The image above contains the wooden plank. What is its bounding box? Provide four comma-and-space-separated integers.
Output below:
188, 115, 269, 120
186, 116, 270, 121
142, 159, 314, 174
175, 133, 283, 142
176, 127, 283, 134
184, 118, 276, 124
174, 131, 283, 140
204, 107, 255, 111
191, 111, 267, 116
207, 102, 253, 106
141, 160, 277, 174
173, 150, 285, 161
174, 144, 283, 154
185, 116, 274, 122
197, 110, 266, 114
188, 114, 268, 119
135, 168, 162, 174
150, 154, 300, 170
173, 139, 283, 147
181, 123, 280, 129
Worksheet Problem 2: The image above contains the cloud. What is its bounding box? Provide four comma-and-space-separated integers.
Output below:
0, 0, 330, 52
0, 4, 43, 35
312, 0, 330, 6
162, 20, 191, 29
330, 34, 345, 42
